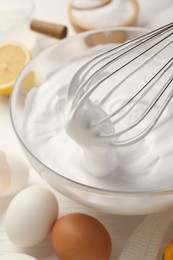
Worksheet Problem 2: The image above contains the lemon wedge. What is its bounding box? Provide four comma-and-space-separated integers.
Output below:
0, 42, 31, 96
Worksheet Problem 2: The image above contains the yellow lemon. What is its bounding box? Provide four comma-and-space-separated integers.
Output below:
0, 42, 31, 96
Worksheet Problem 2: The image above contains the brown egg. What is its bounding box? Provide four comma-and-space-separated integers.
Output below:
51, 213, 112, 260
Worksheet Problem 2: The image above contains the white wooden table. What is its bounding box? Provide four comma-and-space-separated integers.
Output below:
0, 0, 172, 259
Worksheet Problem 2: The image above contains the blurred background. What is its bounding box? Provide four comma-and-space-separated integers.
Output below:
0, 0, 173, 53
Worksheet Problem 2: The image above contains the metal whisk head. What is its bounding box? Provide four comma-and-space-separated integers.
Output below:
66, 23, 173, 147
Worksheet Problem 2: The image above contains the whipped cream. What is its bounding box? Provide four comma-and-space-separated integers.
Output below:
22, 45, 173, 192
66, 98, 119, 177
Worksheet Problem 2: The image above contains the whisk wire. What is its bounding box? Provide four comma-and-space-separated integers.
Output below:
67, 23, 171, 111
109, 76, 173, 146
101, 59, 173, 139
100, 38, 173, 105
112, 58, 173, 126
92, 40, 173, 128
80, 24, 173, 84
66, 23, 173, 147
73, 30, 173, 116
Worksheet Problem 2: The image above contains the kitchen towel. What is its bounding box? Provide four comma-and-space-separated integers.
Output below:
118, 208, 173, 260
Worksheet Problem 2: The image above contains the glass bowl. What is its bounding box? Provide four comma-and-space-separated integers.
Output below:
10, 27, 173, 215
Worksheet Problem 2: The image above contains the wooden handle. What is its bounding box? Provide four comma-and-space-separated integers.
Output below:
30, 20, 68, 39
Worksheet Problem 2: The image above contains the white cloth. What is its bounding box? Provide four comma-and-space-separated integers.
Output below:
119, 209, 173, 260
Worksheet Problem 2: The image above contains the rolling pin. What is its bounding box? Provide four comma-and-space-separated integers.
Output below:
30, 20, 68, 39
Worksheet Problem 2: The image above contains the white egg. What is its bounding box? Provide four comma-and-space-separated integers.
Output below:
5, 186, 59, 247
0, 150, 29, 197
0, 253, 37, 260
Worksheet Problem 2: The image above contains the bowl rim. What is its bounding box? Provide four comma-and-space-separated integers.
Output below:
10, 26, 173, 196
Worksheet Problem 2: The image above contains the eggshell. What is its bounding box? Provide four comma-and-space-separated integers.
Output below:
5, 186, 59, 247
0, 150, 29, 197
51, 213, 112, 260
0, 253, 37, 260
